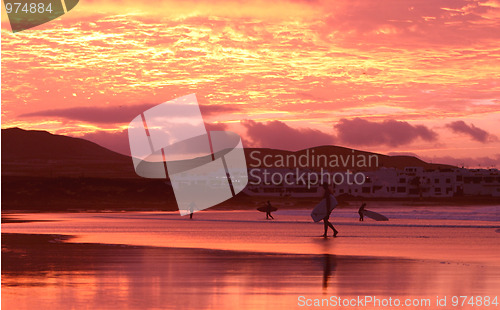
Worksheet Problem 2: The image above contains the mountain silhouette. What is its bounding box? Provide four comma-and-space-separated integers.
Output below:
2, 127, 135, 178
2, 127, 127, 160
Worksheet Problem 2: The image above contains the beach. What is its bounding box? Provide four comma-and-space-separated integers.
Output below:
2, 206, 500, 309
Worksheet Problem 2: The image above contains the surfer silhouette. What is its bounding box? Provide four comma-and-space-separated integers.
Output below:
321, 183, 338, 237
265, 201, 274, 220
188, 202, 195, 219
358, 203, 366, 221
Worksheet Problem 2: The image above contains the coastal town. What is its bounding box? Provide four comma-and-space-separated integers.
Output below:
244, 166, 500, 198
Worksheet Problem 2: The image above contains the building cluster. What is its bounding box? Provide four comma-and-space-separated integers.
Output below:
244, 167, 500, 198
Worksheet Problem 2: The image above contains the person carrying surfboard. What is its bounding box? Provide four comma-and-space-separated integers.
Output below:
188, 202, 195, 219
265, 201, 274, 220
257, 202, 278, 219
321, 183, 338, 237
358, 203, 366, 221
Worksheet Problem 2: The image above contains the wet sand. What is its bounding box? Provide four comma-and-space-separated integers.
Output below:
2, 209, 499, 309
3, 233, 499, 310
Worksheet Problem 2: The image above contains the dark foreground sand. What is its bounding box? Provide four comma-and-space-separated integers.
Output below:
2, 233, 499, 310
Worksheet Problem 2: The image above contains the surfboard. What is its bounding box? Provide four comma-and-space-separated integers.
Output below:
310, 194, 338, 222
257, 206, 278, 212
363, 209, 389, 221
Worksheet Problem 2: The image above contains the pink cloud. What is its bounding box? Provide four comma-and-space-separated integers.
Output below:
19, 103, 240, 124
205, 122, 228, 131
241, 119, 335, 150
20, 104, 156, 124
322, 0, 500, 46
334, 118, 438, 147
446, 120, 497, 143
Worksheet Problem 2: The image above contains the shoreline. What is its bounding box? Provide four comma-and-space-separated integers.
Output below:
2, 199, 500, 215
2, 211, 499, 267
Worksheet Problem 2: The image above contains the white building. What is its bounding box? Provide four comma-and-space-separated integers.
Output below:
244, 166, 500, 198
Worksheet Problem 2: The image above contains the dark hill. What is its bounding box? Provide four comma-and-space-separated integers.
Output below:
2, 128, 136, 178
2, 127, 128, 161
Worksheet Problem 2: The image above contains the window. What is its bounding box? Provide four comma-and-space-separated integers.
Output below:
409, 188, 419, 195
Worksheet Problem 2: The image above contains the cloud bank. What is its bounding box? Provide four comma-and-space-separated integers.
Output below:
19, 103, 241, 124
334, 118, 438, 147
446, 120, 497, 143
242, 119, 336, 150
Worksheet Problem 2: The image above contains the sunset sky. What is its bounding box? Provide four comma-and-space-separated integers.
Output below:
2, 0, 499, 167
